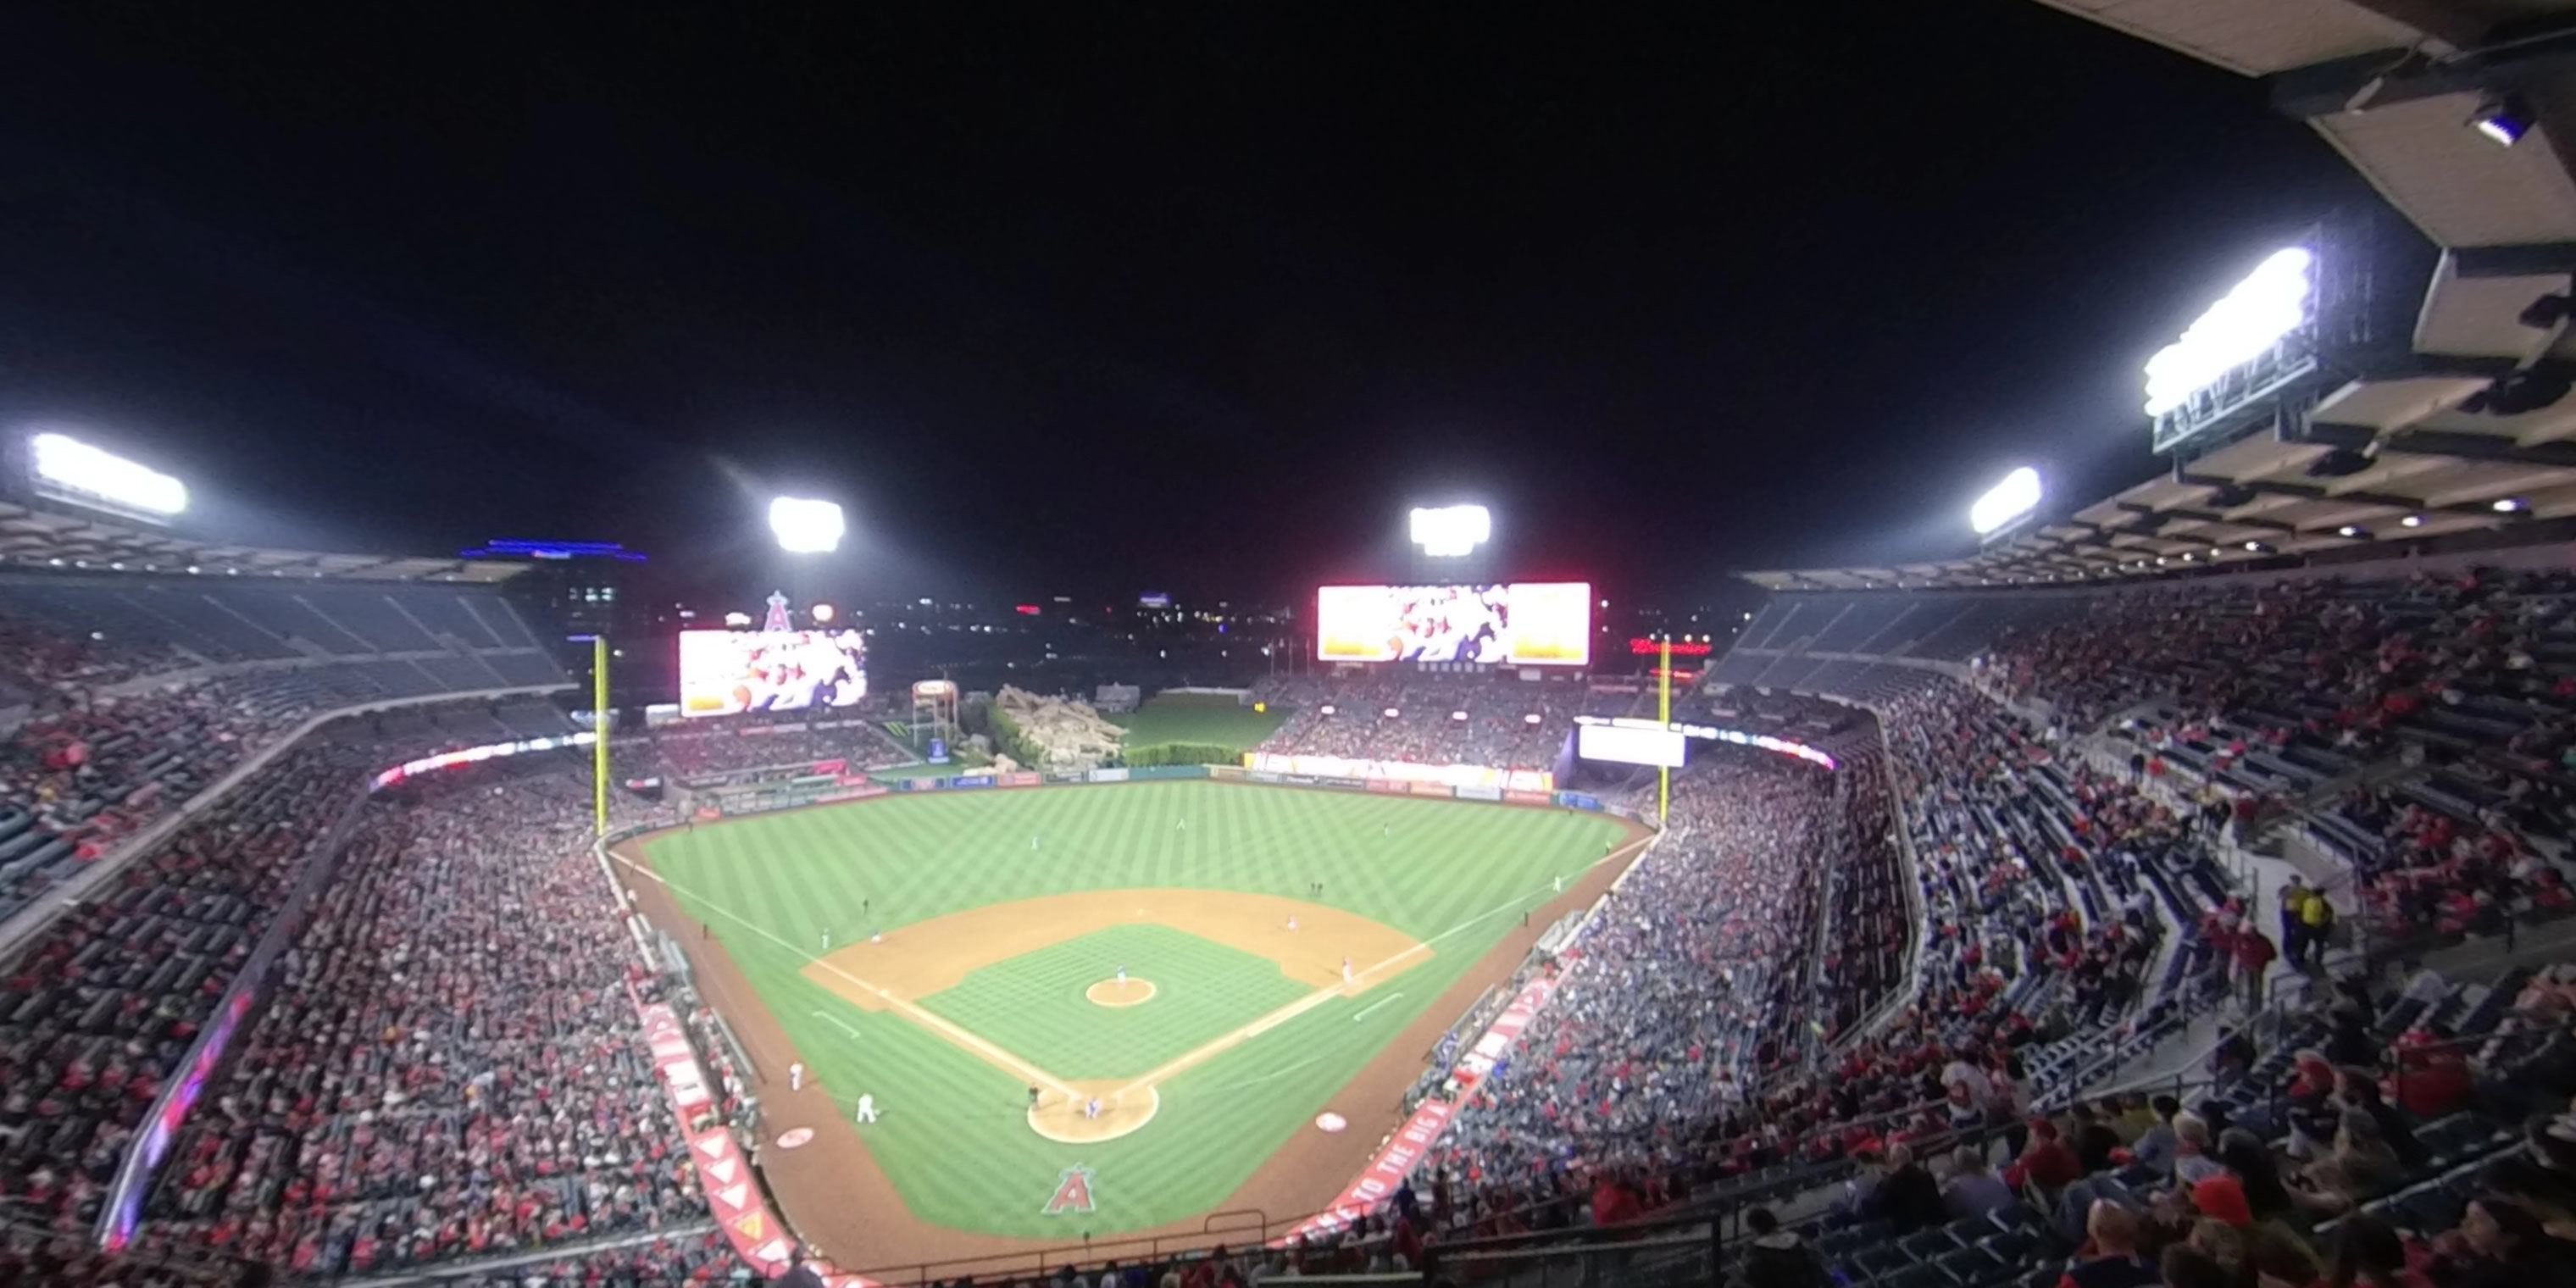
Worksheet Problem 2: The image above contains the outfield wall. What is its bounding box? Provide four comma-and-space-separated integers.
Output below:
676, 758, 1629, 819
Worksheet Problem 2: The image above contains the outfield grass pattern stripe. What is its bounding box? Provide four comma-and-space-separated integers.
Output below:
645, 780, 1623, 1239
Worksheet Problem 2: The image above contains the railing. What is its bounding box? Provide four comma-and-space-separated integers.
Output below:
95, 781, 378, 1249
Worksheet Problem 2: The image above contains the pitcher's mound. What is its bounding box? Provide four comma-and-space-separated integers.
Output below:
1085, 978, 1157, 1008
1030, 1080, 1159, 1143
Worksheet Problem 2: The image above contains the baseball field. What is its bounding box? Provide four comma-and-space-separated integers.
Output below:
621, 779, 1631, 1252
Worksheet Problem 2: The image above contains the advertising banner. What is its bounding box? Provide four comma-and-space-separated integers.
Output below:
1367, 780, 1408, 796
1408, 782, 1450, 797
1000, 772, 1042, 788
949, 774, 995, 790
635, 997, 798, 1275
1504, 790, 1553, 807
1276, 1100, 1458, 1246
1087, 768, 1131, 784
1449, 974, 1561, 1095
1455, 784, 1502, 802
1557, 791, 1604, 812
1245, 752, 1550, 794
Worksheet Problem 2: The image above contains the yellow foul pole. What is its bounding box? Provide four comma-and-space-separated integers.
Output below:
1657, 636, 1672, 826
593, 634, 610, 837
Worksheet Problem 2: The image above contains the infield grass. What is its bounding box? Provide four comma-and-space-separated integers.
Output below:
920, 924, 1311, 1080
641, 780, 1624, 1241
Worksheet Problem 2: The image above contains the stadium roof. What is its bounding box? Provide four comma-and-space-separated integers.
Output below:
0, 502, 530, 582
1746, 2, 2576, 592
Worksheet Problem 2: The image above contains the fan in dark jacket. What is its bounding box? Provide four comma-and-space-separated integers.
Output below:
1739, 1208, 1830, 1288
1878, 1144, 1949, 1235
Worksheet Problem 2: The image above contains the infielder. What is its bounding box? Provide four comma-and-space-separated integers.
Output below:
854, 1093, 879, 1124
1342, 956, 1353, 984
1084, 1097, 1102, 1119
1287, 915, 1298, 933
789, 1061, 804, 1091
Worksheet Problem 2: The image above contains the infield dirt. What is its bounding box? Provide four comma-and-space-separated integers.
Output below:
613, 809, 1650, 1282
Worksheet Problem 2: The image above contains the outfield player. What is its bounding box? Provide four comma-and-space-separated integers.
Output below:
819, 928, 830, 951
855, 1093, 879, 1124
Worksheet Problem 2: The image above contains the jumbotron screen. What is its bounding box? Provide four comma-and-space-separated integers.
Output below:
679, 629, 869, 718
1315, 582, 1591, 666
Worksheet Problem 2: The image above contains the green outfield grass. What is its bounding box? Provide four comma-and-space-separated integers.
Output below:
1110, 691, 1286, 752
641, 780, 1624, 1241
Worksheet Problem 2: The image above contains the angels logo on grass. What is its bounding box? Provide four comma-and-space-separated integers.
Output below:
1042, 1164, 1097, 1215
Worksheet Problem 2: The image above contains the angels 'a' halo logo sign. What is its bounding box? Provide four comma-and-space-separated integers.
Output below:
1043, 1163, 1097, 1215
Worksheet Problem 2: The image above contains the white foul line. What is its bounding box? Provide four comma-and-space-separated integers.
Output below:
1352, 991, 1405, 1023
613, 851, 1080, 1099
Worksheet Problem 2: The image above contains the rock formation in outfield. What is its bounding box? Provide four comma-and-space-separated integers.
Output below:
992, 686, 1124, 770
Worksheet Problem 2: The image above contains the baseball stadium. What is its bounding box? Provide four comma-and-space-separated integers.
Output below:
14, 3, 2576, 1287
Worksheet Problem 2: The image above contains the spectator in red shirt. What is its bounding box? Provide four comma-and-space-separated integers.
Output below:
2020, 1119, 2085, 1192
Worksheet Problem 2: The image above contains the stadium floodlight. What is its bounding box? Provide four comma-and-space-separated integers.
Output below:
2401, 514, 2425, 528
2493, 497, 2525, 513
768, 497, 845, 553
2143, 247, 2315, 416
28, 431, 188, 519
810, 602, 836, 623
1408, 504, 1490, 557
1969, 466, 2043, 536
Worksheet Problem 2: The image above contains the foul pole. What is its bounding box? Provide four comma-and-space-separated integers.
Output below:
1657, 637, 1672, 825
593, 635, 610, 837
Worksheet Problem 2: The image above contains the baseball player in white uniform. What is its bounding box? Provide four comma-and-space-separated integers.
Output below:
789, 1061, 804, 1091
855, 1093, 879, 1124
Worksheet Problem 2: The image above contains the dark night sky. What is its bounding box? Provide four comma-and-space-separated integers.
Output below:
0, 4, 2380, 608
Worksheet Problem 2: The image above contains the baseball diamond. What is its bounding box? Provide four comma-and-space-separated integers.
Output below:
616, 778, 1641, 1253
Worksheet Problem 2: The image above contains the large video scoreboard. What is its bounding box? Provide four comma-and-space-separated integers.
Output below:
1314, 582, 1591, 667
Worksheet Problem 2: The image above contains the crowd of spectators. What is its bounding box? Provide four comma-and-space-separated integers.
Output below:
133, 766, 695, 1277
634, 718, 893, 783
0, 743, 373, 1232
1973, 568, 2576, 949
0, 618, 192, 694
1251, 672, 1577, 769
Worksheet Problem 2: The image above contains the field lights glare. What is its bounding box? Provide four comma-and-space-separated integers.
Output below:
29, 432, 188, 517
1969, 467, 2043, 536
1408, 504, 1491, 558
2143, 247, 2314, 416
2401, 514, 2425, 528
768, 497, 845, 553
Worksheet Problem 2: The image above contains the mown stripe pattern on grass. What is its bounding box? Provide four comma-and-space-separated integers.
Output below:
643, 780, 1621, 1239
